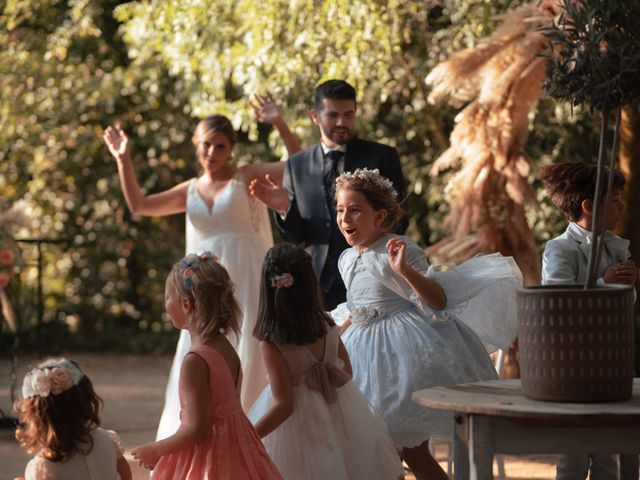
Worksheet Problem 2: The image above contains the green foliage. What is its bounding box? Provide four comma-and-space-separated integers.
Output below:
544, 0, 640, 111
1, 0, 599, 351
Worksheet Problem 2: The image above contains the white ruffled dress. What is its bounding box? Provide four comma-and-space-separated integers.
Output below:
248, 326, 404, 480
333, 234, 522, 448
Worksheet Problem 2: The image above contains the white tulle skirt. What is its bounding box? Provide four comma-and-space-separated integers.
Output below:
249, 382, 404, 480
341, 310, 498, 448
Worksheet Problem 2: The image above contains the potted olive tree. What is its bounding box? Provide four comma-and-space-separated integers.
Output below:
517, 0, 640, 402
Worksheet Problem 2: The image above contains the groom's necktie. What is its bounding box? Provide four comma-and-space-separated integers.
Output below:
325, 150, 344, 193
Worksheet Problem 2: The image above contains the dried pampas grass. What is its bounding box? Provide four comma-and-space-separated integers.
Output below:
424, 1, 555, 284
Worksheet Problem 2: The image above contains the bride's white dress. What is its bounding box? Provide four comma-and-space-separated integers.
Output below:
156, 168, 272, 440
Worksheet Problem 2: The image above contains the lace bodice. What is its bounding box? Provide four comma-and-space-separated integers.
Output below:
185, 169, 271, 253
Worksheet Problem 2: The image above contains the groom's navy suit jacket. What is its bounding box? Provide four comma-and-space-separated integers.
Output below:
275, 136, 407, 308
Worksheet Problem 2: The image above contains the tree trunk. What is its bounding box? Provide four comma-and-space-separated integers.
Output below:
618, 105, 640, 374
618, 105, 640, 306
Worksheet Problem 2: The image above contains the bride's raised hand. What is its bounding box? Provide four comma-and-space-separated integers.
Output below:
386, 238, 408, 276
103, 126, 130, 162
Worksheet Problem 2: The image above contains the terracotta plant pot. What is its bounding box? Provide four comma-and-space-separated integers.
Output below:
517, 284, 635, 402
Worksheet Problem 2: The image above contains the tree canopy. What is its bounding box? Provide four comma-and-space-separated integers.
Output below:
1, 0, 609, 352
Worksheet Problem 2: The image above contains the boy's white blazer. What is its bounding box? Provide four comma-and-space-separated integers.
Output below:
542, 222, 631, 288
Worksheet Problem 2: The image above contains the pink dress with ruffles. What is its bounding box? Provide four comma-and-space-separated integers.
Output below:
152, 345, 282, 480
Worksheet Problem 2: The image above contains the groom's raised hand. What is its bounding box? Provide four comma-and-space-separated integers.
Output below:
249, 174, 290, 216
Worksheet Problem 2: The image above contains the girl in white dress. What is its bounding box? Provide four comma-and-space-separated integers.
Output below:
103, 109, 301, 439
248, 243, 404, 480
333, 168, 522, 480
15, 358, 131, 480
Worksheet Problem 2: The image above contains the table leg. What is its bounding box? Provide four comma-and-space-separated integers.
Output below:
454, 428, 470, 480
468, 415, 495, 480
620, 454, 639, 480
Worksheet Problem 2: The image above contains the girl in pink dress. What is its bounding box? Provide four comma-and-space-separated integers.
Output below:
249, 243, 404, 480
131, 252, 282, 479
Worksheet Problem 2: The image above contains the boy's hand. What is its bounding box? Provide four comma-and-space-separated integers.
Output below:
603, 259, 638, 285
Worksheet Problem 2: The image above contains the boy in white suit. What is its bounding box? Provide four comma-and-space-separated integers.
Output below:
539, 162, 638, 480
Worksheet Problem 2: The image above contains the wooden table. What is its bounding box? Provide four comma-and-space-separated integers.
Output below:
413, 379, 640, 480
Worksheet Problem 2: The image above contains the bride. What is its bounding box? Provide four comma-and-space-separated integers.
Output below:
103, 101, 301, 440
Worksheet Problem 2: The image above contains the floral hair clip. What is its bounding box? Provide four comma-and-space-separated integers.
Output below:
180, 251, 217, 289
336, 168, 398, 199
271, 272, 294, 289
22, 358, 83, 398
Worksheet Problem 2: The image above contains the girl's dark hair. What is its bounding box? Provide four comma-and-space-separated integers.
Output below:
15, 361, 102, 462
538, 162, 625, 222
254, 243, 334, 344
169, 255, 241, 341
192, 114, 237, 147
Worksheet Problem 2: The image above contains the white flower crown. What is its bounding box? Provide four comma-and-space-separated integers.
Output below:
22, 358, 84, 398
335, 168, 398, 199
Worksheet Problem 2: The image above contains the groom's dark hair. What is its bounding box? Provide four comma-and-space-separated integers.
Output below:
314, 80, 357, 111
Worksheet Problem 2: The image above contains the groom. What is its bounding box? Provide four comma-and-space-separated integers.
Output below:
250, 79, 407, 309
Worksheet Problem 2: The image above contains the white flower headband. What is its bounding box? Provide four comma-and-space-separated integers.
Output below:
22, 358, 84, 399
335, 168, 398, 199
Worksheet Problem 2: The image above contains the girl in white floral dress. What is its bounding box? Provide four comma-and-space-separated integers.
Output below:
333, 168, 522, 480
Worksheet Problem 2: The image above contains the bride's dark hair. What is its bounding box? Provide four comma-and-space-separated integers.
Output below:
254, 243, 335, 345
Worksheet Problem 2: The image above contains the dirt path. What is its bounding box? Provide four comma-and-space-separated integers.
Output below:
0, 352, 557, 479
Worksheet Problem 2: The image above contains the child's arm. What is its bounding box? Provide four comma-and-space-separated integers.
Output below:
337, 337, 353, 376
131, 353, 212, 469
387, 238, 446, 310
116, 455, 132, 480
253, 341, 294, 438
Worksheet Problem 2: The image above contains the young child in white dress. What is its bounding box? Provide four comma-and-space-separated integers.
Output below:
249, 243, 405, 480
333, 168, 522, 480
15, 358, 131, 480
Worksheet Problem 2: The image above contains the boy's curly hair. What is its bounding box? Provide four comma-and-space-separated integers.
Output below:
538, 162, 625, 222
